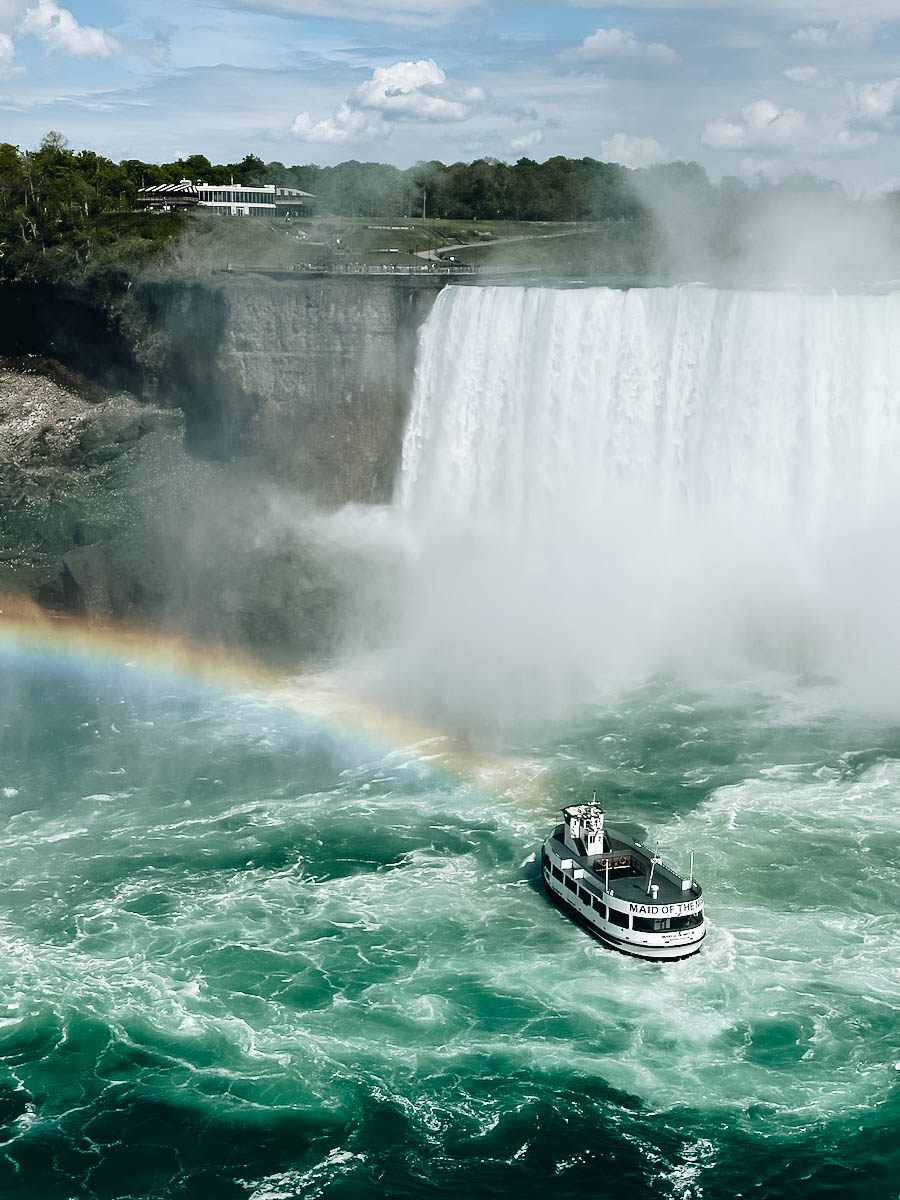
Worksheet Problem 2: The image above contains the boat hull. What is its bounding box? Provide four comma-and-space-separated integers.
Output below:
542, 875, 705, 961
541, 815, 706, 961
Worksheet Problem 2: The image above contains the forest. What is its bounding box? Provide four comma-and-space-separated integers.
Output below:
1, 131, 896, 284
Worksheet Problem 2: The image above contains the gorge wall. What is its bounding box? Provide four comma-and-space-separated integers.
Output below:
0, 274, 444, 641
133, 275, 442, 504
0, 273, 442, 505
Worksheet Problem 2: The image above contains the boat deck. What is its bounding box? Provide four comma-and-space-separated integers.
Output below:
598, 870, 683, 905
548, 826, 697, 906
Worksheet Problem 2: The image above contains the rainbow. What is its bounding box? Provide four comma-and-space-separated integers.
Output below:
0, 595, 543, 803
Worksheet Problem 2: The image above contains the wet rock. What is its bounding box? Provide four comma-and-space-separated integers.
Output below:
63, 546, 120, 619
0, 361, 182, 617
0, 359, 350, 660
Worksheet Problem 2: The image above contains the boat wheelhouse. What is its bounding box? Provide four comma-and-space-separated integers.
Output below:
541, 802, 704, 960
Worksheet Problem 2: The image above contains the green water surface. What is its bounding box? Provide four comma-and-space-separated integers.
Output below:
0, 649, 897, 1199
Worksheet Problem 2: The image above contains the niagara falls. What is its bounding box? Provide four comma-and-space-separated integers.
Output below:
3, 4, 900, 1194
2, 275, 899, 1197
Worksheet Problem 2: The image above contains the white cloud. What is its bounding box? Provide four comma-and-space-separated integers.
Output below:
223, 0, 481, 25
19, 0, 120, 58
510, 128, 542, 151
790, 20, 874, 46
576, 27, 677, 63
846, 77, 900, 124
702, 100, 813, 152
290, 101, 385, 144
600, 131, 664, 167
572, 0, 896, 21
784, 65, 823, 85
791, 25, 831, 45
291, 57, 481, 145
702, 98, 879, 157
830, 127, 880, 151
0, 0, 27, 26
0, 29, 17, 76
357, 58, 468, 120
0, 0, 25, 76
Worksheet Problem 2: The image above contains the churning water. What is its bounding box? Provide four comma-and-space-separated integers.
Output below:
1, 285, 899, 1198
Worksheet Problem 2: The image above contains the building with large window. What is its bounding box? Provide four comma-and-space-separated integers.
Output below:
137, 180, 315, 217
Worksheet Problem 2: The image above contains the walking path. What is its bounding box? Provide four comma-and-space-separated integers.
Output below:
414, 228, 591, 261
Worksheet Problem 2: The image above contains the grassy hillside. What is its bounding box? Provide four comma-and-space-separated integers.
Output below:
455, 219, 659, 279
2, 201, 657, 286
150, 211, 594, 277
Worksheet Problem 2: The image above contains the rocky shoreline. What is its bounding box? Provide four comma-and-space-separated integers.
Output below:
0, 270, 438, 658
0, 358, 351, 660
0, 358, 183, 612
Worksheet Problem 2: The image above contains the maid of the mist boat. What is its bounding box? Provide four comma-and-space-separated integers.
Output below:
541, 801, 705, 960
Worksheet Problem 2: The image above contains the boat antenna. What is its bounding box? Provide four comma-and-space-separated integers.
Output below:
689, 849, 694, 887
647, 853, 662, 895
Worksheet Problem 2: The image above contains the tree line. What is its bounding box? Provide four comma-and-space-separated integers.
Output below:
0, 135, 653, 279
0, 133, 643, 238
0, 134, 271, 279
2, 131, 898, 283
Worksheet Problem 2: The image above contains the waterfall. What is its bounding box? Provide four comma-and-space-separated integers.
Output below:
380, 285, 900, 724
398, 285, 900, 536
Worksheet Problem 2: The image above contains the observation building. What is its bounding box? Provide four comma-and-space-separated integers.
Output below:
137, 180, 315, 217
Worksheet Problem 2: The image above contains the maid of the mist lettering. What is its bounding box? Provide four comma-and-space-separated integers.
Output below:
628, 899, 703, 916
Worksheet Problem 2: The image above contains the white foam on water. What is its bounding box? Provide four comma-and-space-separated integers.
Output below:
245, 1150, 367, 1200
0, 693, 895, 1156
498, 757, 900, 1126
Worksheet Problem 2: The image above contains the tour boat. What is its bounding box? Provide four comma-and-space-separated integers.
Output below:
541, 802, 705, 960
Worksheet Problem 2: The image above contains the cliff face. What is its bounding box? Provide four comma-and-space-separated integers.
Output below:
0, 274, 443, 639
0, 274, 441, 504
220, 278, 435, 504
0, 358, 185, 614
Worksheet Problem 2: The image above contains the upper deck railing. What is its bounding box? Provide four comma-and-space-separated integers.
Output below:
293, 262, 480, 276
213, 262, 480, 281
590, 849, 699, 895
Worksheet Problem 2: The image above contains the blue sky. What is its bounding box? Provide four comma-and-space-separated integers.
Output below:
2, 0, 900, 187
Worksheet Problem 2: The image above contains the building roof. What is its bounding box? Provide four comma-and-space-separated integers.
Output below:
138, 180, 198, 196
136, 179, 316, 203
275, 186, 316, 199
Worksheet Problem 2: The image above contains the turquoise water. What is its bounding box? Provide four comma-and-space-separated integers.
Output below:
0, 649, 897, 1198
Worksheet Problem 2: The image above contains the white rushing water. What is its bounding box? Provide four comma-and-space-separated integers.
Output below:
399, 285, 900, 532
385, 285, 900, 721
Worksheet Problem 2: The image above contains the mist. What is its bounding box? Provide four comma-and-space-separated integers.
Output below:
629, 164, 900, 288
327, 282, 900, 737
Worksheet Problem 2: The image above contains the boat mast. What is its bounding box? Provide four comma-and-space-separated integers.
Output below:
647, 854, 662, 895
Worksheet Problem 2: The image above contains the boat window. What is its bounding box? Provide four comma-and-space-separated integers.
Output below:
591, 897, 607, 918
608, 908, 629, 929
564, 876, 577, 893
552, 865, 563, 882
577, 887, 590, 904
669, 911, 703, 931
633, 915, 662, 932
631, 912, 704, 933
